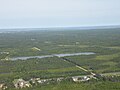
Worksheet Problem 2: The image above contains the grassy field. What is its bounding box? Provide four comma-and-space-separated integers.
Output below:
8, 81, 120, 90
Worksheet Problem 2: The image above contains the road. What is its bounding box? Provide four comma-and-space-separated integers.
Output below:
59, 57, 120, 77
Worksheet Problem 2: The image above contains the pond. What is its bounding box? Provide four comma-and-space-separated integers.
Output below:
10, 52, 95, 60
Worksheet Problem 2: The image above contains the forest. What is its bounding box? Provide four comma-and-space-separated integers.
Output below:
0, 28, 120, 90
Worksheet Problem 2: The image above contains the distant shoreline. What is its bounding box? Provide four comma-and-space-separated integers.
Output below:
0, 25, 120, 31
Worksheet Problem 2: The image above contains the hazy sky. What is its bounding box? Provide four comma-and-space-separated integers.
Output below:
0, 0, 120, 28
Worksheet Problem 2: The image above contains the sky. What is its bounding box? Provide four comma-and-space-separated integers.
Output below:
0, 0, 120, 28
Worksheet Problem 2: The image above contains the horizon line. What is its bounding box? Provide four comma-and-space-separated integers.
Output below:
0, 24, 120, 30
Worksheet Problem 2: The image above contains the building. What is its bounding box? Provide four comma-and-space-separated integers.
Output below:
0, 83, 7, 90
72, 76, 91, 82
13, 79, 32, 89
